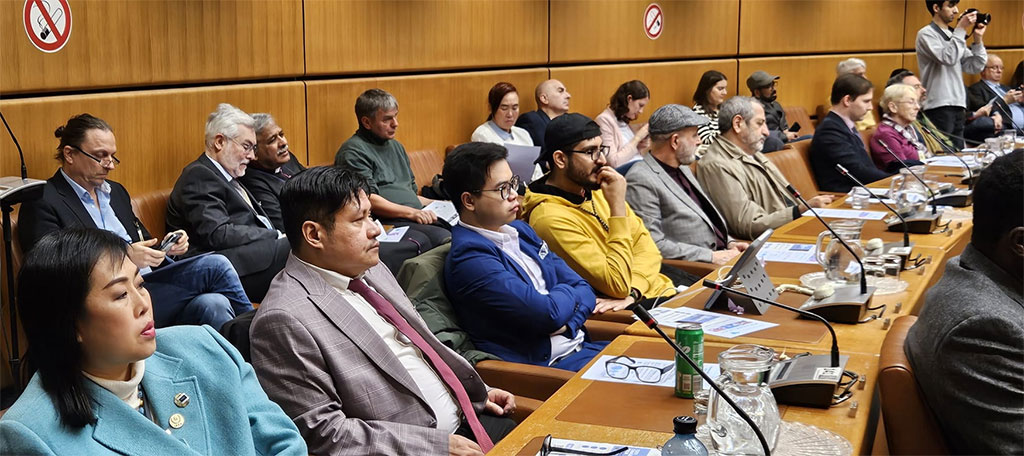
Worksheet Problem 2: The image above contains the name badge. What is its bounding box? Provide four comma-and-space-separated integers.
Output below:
538, 242, 549, 259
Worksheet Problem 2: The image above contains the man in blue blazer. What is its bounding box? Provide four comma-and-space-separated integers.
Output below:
442, 142, 606, 372
810, 74, 893, 192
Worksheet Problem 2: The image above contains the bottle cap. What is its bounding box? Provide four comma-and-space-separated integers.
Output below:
673, 415, 698, 434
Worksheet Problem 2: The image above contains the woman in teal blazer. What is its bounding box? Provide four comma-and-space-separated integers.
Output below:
0, 229, 307, 455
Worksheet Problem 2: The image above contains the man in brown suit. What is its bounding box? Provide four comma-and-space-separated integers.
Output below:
249, 166, 516, 456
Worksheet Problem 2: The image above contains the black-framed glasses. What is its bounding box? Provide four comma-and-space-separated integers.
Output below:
567, 145, 610, 161
540, 435, 628, 456
71, 145, 120, 166
228, 136, 258, 154
473, 174, 521, 200
604, 355, 673, 383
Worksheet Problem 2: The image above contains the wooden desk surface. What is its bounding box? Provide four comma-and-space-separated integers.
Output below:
621, 244, 944, 355
488, 336, 879, 456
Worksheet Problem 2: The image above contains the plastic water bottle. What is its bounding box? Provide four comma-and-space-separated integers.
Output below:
662, 416, 708, 456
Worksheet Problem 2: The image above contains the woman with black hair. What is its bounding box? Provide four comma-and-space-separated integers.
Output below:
692, 70, 730, 146
0, 229, 307, 455
595, 80, 651, 167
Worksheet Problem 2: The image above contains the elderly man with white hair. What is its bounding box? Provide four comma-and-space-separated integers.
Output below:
167, 103, 291, 302
825, 58, 877, 132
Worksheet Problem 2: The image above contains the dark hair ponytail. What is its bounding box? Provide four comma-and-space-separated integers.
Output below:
53, 114, 112, 162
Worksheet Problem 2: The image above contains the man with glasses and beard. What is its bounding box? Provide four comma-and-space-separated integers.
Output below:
442, 142, 606, 371
747, 70, 806, 153
697, 97, 833, 240
521, 114, 681, 314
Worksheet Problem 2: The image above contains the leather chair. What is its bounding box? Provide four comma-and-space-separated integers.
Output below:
766, 141, 832, 198
877, 315, 950, 455
783, 105, 815, 136
130, 188, 172, 240
859, 126, 877, 156
1, 208, 29, 389
407, 149, 444, 196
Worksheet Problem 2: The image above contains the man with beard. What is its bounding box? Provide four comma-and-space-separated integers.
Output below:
810, 74, 892, 193
697, 97, 833, 240
522, 113, 680, 314
747, 70, 803, 153
239, 113, 306, 230
625, 105, 747, 264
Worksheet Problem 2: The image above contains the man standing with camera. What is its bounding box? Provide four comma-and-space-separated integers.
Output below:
915, 0, 988, 149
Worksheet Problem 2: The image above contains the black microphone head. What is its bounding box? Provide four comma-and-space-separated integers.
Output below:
701, 279, 720, 290
632, 305, 657, 329
785, 184, 799, 198
835, 164, 849, 175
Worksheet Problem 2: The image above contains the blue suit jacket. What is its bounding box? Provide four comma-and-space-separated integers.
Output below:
0, 326, 306, 456
809, 112, 893, 192
444, 220, 596, 366
515, 109, 552, 150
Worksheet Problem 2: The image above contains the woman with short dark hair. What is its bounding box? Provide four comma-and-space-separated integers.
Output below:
0, 229, 306, 455
595, 80, 651, 167
693, 70, 729, 145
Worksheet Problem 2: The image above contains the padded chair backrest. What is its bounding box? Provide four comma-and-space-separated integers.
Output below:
131, 188, 172, 240
878, 316, 950, 455
407, 149, 444, 196
766, 141, 821, 198
1, 209, 28, 389
859, 126, 876, 156
394, 244, 499, 365
814, 104, 828, 127
783, 105, 815, 136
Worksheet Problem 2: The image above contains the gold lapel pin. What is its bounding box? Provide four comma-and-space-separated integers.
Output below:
173, 392, 190, 408
169, 413, 185, 429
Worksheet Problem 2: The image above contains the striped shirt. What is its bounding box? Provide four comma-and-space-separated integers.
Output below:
693, 104, 721, 145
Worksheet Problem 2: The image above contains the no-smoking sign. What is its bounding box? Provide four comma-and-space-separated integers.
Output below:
23, 0, 72, 53
644, 3, 663, 40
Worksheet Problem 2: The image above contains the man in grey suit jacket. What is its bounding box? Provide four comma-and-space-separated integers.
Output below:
904, 150, 1023, 454
250, 166, 516, 456
626, 104, 748, 264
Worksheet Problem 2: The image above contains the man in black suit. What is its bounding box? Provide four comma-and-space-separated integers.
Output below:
967, 54, 1024, 135
516, 79, 572, 148
166, 104, 290, 302
19, 114, 251, 329
240, 112, 431, 273
810, 74, 893, 192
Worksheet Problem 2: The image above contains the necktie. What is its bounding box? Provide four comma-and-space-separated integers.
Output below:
231, 179, 255, 209
348, 279, 494, 452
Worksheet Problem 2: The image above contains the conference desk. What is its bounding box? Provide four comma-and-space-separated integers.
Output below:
488, 336, 879, 455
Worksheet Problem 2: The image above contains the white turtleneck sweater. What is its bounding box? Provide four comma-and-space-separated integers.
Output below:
83, 360, 145, 409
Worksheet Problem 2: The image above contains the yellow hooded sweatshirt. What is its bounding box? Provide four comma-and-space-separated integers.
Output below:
521, 177, 676, 300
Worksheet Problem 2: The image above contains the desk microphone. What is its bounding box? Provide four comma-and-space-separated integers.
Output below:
701, 280, 851, 409
786, 185, 875, 322
835, 164, 937, 240
918, 123, 976, 188
633, 305, 772, 455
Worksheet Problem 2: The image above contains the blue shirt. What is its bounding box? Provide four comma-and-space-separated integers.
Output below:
984, 80, 1024, 127
60, 169, 152, 274
486, 120, 514, 142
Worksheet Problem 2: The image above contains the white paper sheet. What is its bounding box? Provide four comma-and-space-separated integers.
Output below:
376, 225, 409, 243
644, 307, 778, 339
924, 155, 979, 168
535, 438, 662, 456
755, 242, 819, 265
802, 208, 887, 220
580, 355, 721, 390
422, 200, 459, 225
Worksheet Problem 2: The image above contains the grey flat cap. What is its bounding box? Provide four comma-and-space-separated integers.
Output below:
648, 104, 709, 136
746, 70, 780, 91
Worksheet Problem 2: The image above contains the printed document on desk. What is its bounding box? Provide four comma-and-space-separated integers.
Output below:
802, 208, 887, 220
756, 242, 818, 265
423, 200, 459, 225
580, 355, 720, 389
645, 306, 778, 339
535, 438, 661, 456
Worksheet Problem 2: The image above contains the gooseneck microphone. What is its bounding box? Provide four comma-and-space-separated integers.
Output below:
702, 280, 840, 368
633, 305, 772, 456
0, 112, 27, 180
835, 164, 910, 246
918, 123, 975, 189
876, 139, 939, 214
786, 185, 868, 296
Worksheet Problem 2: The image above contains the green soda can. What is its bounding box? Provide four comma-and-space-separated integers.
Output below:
675, 323, 704, 398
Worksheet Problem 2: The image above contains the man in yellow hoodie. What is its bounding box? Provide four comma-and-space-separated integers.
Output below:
522, 113, 684, 314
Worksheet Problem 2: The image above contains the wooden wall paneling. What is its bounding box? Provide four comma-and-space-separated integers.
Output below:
902, 48, 1024, 87
0, 82, 307, 196
549, 0, 739, 63
737, 54, 905, 116
0, 0, 304, 95
550, 60, 739, 127
305, 69, 549, 167
304, 0, 547, 75
738, 0, 906, 55
902, 0, 1024, 49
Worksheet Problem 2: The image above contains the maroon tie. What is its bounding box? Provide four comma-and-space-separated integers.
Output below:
348, 278, 494, 452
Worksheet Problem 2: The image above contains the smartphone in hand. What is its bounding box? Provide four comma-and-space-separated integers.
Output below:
158, 232, 182, 252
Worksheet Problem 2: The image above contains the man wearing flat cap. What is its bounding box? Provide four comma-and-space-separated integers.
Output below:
625, 105, 749, 265
748, 70, 804, 153
522, 113, 686, 315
